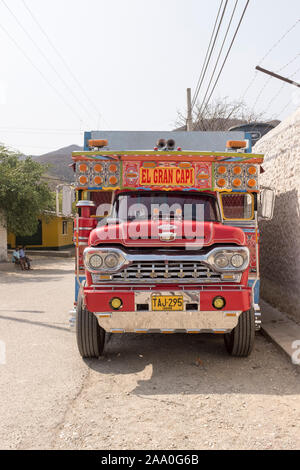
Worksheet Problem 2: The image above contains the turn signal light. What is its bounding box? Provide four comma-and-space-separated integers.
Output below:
110, 297, 123, 310
213, 296, 226, 310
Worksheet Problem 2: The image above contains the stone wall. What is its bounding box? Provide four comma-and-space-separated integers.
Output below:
254, 107, 300, 321
0, 213, 7, 262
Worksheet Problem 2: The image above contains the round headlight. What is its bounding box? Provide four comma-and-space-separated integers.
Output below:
231, 254, 244, 268
89, 254, 103, 268
214, 254, 229, 269
104, 253, 119, 269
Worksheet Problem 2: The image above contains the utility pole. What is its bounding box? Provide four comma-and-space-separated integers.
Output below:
256, 66, 300, 88
186, 88, 193, 131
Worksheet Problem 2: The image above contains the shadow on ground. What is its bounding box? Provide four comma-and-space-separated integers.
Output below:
86, 333, 300, 397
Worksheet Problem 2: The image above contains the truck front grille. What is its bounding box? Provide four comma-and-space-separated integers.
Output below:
94, 260, 223, 283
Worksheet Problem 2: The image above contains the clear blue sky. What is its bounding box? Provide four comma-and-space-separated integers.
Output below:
0, 0, 299, 154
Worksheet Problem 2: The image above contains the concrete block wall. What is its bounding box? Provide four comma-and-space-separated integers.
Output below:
0, 213, 7, 262
254, 107, 300, 321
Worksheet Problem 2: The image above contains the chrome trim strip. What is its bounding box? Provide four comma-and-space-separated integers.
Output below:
84, 246, 250, 276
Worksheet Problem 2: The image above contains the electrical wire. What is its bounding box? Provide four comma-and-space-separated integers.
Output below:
0, 21, 84, 123
240, 18, 300, 100
191, 0, 229, 110
21, 0, 108, 128
1, 0, 95, 125
198, 0, 250, 115
194, 0, 239, 120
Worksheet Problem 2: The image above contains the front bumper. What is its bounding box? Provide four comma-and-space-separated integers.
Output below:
84, 287, 251, 333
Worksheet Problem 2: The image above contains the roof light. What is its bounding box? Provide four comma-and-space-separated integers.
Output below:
88, 139, 108, 148
226, 140, 247, 149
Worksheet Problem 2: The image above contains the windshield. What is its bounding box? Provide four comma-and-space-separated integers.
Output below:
110, 191, 220, 222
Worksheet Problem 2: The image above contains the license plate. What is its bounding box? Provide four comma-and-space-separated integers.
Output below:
151, 295, 184, 311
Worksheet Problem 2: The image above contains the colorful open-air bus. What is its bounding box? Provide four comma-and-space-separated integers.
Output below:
69, 131, 274, 358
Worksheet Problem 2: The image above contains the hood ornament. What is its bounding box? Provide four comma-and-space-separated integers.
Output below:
159, 232, 176, 242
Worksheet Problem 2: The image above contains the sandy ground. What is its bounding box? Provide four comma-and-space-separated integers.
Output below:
0, 258, 299, 450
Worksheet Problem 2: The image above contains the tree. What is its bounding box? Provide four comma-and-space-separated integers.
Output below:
0, 146, 54, 236
175, 97, 269, 131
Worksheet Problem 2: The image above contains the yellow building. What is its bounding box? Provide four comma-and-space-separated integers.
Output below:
7, 213, 74, 250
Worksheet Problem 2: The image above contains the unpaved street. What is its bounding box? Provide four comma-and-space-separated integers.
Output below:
0, 258, 299, 450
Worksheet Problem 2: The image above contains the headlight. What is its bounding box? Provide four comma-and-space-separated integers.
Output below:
214, 254, 229, 268
207, 247, 249, 272
89, 254, 103, 268
84, 248, 126, 272
231, 254, 244, 268
104, 253, 119, 269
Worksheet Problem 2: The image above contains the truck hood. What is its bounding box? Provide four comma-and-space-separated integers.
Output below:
89, 220, 246, 248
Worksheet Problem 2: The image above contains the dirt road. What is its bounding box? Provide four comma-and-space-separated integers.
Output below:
0, 258, 299, 450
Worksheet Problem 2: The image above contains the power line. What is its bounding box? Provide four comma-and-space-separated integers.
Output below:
0, 126, 84, 134
198, 0, 250, 115
191, 0, 224, 109
240, 18, 300, 100
191, 0, 229, 110
21, 0, 108, 128
1, 0, 95, 125
0, 21, 84, 123
194, 0, 239, 120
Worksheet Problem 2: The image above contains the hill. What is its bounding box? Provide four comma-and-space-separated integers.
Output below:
32, 144, 82, 182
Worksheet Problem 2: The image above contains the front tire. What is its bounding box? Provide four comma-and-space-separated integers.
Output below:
224, 309, 255, 357
76, 293, 106, 358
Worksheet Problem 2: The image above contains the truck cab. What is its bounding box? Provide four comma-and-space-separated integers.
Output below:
69, 131, 274, 359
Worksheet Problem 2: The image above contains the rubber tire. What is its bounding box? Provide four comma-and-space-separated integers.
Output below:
76, 293, 106, 358
224, 309, 255, 357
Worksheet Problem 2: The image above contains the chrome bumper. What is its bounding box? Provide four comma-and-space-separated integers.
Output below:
95, 309, 241, 333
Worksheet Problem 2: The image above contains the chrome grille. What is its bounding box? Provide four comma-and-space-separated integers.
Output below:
106, 261, 222, 283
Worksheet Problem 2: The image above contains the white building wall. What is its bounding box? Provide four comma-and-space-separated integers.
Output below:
0, 212, 7, 262
254, 107, 300, 321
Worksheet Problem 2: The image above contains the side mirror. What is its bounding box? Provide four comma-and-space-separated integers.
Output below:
259, 188, 275, 220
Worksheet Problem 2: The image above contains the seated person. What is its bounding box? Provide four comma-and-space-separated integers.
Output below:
19, 246, 31, 270
12, 248, 20, 264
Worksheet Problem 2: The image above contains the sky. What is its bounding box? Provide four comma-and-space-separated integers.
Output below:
0, 0, 299, 155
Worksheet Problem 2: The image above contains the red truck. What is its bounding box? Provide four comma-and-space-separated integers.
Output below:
69, 132, 274, 358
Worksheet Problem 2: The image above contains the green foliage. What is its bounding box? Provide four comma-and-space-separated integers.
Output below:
0, 146, 54, 236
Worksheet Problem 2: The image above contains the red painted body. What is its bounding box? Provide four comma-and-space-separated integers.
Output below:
89, 220, 246, 248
